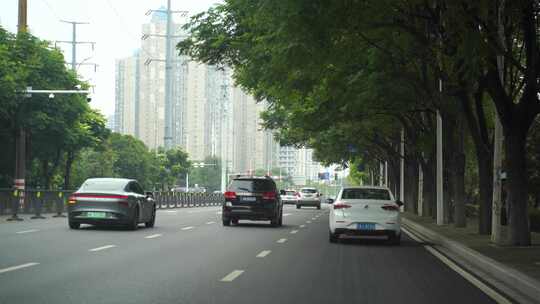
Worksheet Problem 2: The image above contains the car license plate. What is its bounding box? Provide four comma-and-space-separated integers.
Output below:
357, 223, 375, 230
87, 212, 106, 218
241, 197, 256, 202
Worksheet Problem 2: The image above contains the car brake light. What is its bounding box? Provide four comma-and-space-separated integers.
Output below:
224, 191, 237, 199
68, 196, 77, 204
333, 202, 351, 209
262, 191, 276, 200
382, 205, 400, 211
71, 194, 129, 199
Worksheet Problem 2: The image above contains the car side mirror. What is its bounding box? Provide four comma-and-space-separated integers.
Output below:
396, 200, 404, 207
326, 198, 334, 204
279, 190, 286, 195
145, 192, 154, 198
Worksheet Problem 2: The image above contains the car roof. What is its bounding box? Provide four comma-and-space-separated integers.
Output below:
342, 186, 390, 190
300, 187, 317, 190
233, 176, 273, 181
84, 178, 136, 183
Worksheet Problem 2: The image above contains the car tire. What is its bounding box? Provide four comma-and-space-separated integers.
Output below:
317, 204, 321, 210
128, 207, 139, 231
145, 207, 156, 228
270, 216, 279, 227
296, 205, 301, 209
329, 231, 338, 243
389, 233, 401, 245
278, 213, 283, 226
222, 218, 231, 226
232, 219, 239, 225
69, 221, 80, 229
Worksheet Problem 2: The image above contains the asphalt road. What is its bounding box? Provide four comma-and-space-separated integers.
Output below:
0, 204, 497, 304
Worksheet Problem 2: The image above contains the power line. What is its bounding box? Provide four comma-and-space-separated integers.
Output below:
39, 0, 61, 20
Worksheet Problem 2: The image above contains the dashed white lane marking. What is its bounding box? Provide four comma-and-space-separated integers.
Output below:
306, 221, 312, 223
290, 230, 299, 234
300, 224, 306, 228
89, 245, 116, 252
0, 263, 39, 274
221, 270, 244, 282
145, 234, 162, 239
206, 221, 216, 225
181, 226, 194, 230
283, 213, 291, 217
216, 211, 222, 215
16, 229, 39, 234
256, 250, 271, 258
188, 209, 219, 214
311, 217, 316, 220
277, 238, 287, 243
163, 210, 177, 213
402, 228, 512, 304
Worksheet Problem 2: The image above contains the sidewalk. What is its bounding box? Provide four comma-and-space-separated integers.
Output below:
403, 212, 540, 303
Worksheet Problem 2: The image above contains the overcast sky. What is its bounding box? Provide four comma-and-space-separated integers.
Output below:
0, 0, 221, 116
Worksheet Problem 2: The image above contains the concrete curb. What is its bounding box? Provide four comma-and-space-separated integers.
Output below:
402, 218, 540, 304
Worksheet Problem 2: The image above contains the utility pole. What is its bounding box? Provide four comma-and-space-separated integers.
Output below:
436, 4, 445, 225
492, 0, 507, 244
56, 21, 96, 72
400, 129, 405, 209
9, 0, 28, 221
144, 4, 188, 150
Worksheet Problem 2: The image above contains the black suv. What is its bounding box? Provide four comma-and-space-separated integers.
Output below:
222, 177, 283, 227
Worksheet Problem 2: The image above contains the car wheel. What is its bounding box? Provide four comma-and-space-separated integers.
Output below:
329, 230, 338, 243
222, 218, 231, 226
296, 205, 301, 209
278, 213, 283, 226
270, 216, 279, 227
145, 207, 156, 228
389, 233, 401, 245
232, 219, 239, 225
69, 221, 80, 229
128, 207, 139, 230
317, 204, 321, 210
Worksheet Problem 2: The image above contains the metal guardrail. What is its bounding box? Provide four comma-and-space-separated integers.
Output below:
0, 189, 224, 221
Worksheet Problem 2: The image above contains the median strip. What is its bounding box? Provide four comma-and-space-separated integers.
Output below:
89, 245, 116, 252
256, 250, 271, 258
16, 229, 39, 234
0, 263, 39, 275
221, 270, 244, 282
145, 234, 162, 239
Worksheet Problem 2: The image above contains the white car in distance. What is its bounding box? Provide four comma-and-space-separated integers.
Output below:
328, 186, 403, 245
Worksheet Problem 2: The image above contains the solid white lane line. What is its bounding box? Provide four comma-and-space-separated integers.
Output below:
181, 226, 194, 230
206, 221, 216, 225
300, 225, 306, 228
256, 250, 271, 258
290, 230, 299, 234
402, 228, 512, 304
16, 229, 39, 234
89, 245, 116, 252
145, 234, 162, 239
277, 238, 287, 243
221, 270, 244, 282
0, 263, 39, 274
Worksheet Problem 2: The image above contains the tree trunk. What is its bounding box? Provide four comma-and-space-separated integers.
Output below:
422, 158, 436, 218
505, 126, 531, 245
64, 151, 75, 190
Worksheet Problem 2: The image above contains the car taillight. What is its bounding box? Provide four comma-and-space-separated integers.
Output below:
333, 203, 351, 209
71, 194, 129, 199
382, 205, 400, 211
262, 191, 276, 200
68, 196, 77, 204
224, 191, 237, 199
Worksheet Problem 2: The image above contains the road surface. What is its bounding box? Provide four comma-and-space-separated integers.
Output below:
0, 205, 497, 304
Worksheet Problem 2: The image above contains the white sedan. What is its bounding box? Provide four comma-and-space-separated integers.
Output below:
328, 186, 403, 245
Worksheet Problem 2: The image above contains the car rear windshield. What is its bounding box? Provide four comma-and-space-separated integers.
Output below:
301, 189, 317, 193
341, 188, 391, 200
78, 180, 128, 192
229, 179, 275, 192
285, 191, 296, 196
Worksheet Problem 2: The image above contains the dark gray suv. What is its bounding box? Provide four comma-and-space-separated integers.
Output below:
222, 177, 283, 227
